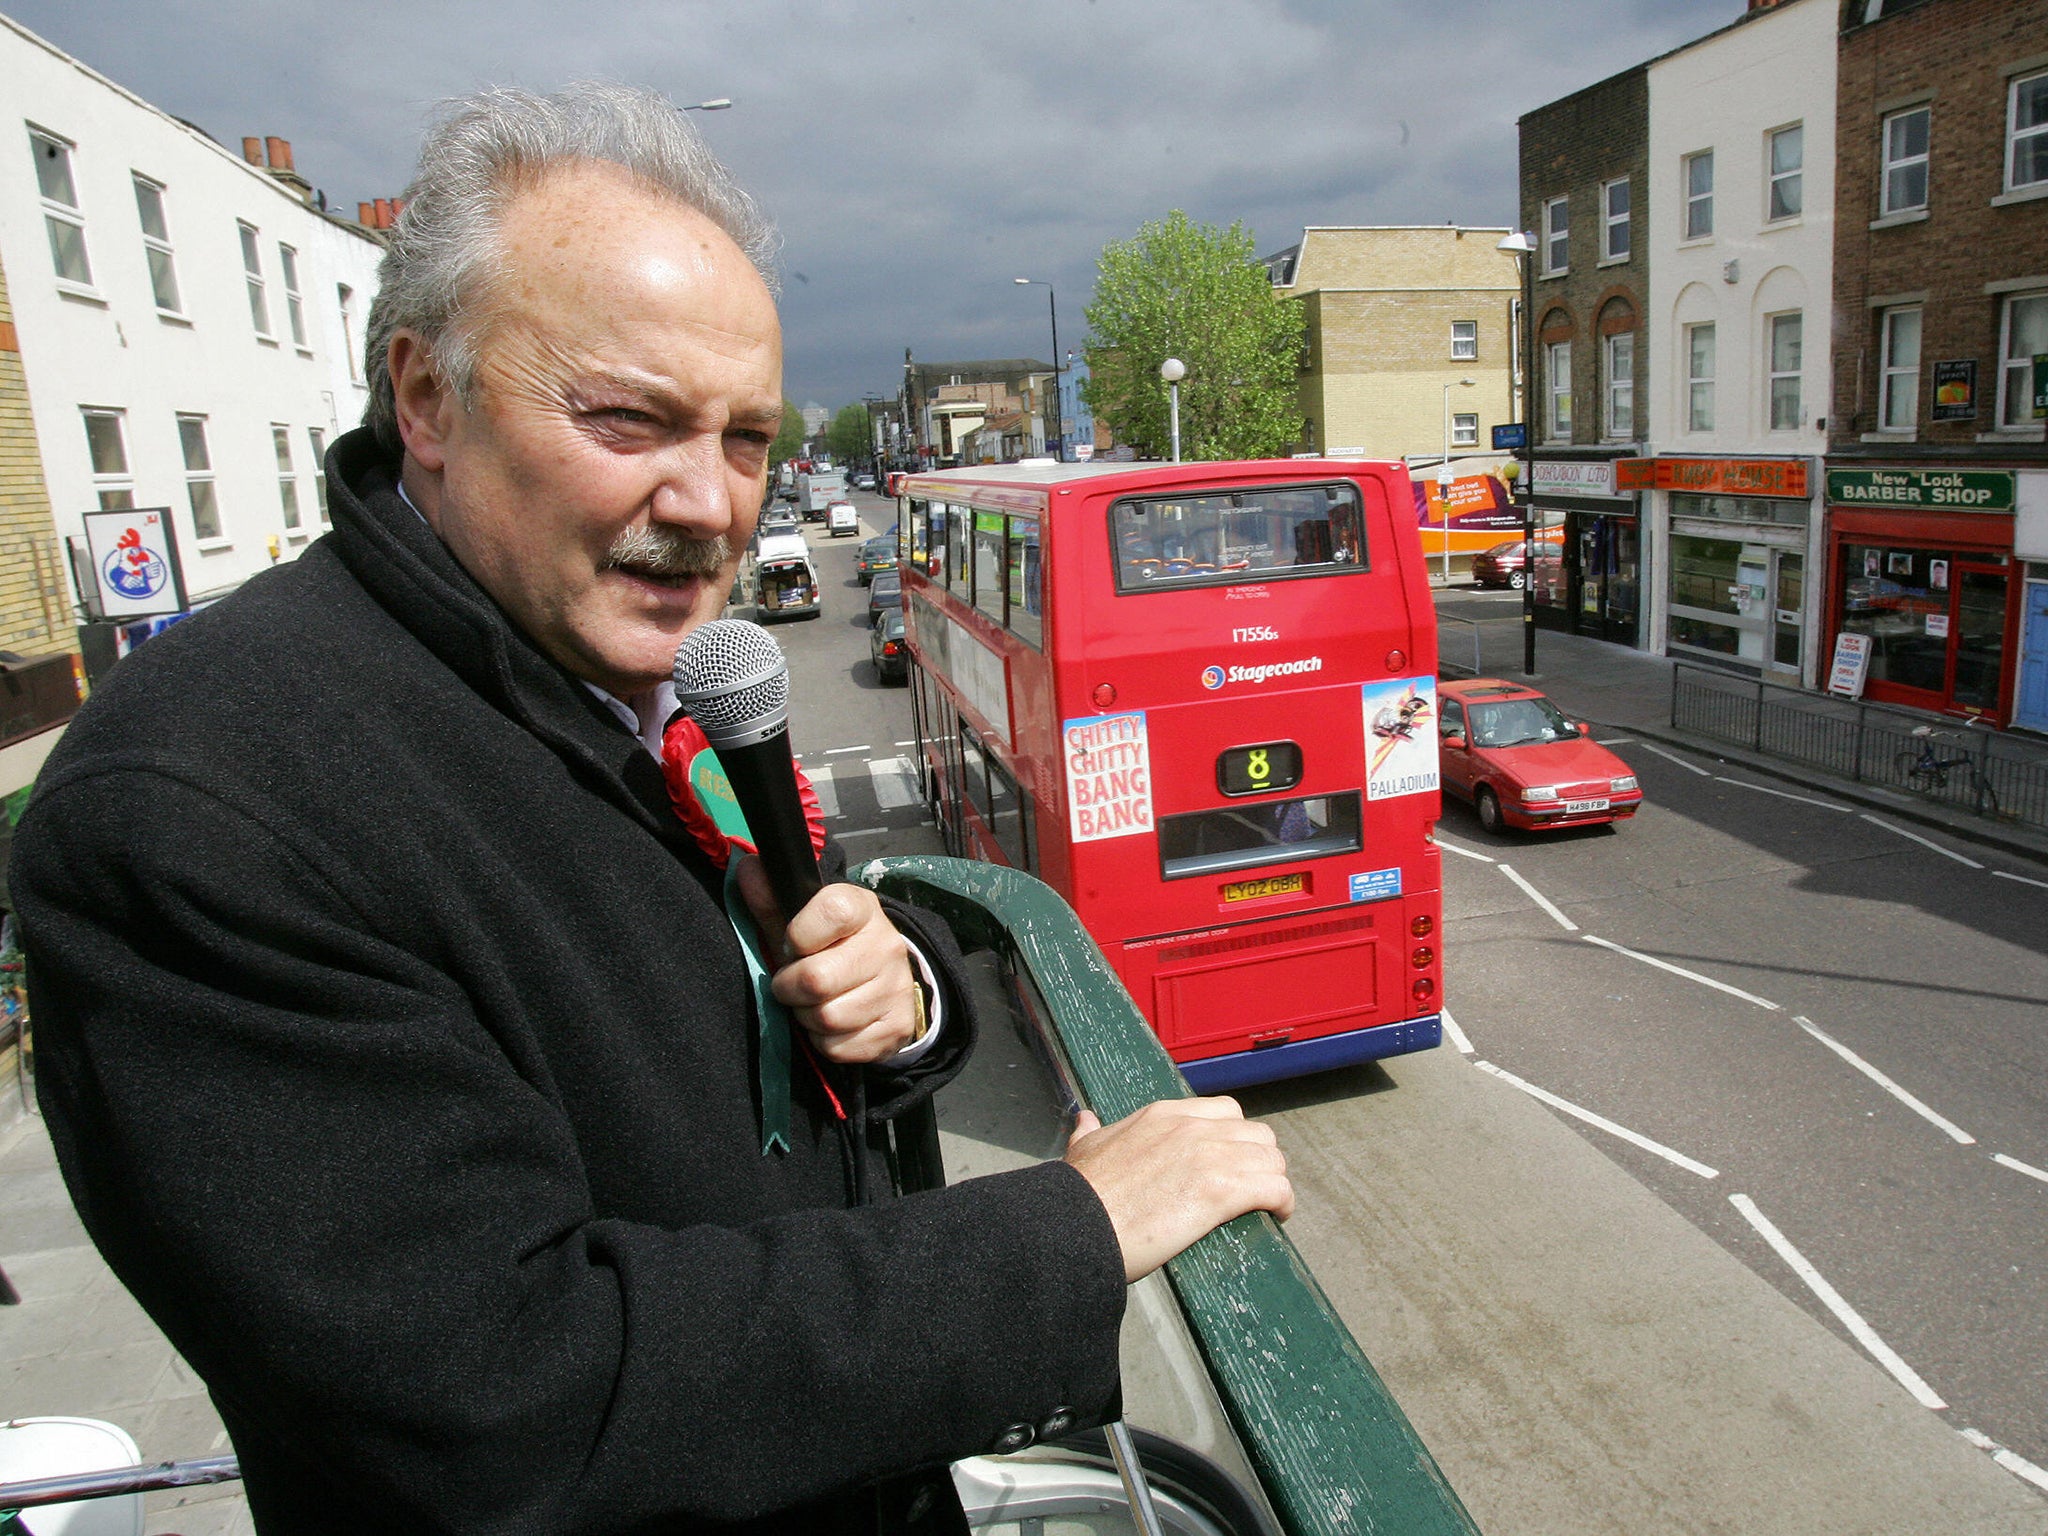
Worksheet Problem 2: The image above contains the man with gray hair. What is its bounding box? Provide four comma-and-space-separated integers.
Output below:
13, 83, 1292, 1534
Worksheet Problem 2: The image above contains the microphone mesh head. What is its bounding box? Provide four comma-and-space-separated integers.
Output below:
672, 619, 790, 746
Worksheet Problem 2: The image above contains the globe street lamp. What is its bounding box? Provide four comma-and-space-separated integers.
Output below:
1014, 279, 1062, 459
1497, 229, 1538, 676
1439, 376, 1477, 585
1160, 357, 1186, 463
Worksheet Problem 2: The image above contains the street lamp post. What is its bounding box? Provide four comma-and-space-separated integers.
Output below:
681, 99, 732, 112
1014, 279, 1061, 459
1160, 358, 1186, 463
1439, 376, 1477, 585
1497, 230, 1538, 676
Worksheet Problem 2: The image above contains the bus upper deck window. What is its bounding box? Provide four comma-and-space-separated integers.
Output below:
1113, 482, 1368, 592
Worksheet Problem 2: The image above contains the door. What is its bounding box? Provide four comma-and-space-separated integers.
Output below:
1439, 698, 1472, 796
2018, 581, 2048, 734
1734, 545, 1770, 664
1768, 550, 1804, 676
1949, 566, 2009, 720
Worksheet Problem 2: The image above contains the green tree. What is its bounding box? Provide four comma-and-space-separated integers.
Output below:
825, 403, 873, 465
1081, 210, 1306, 461
769, 400, 805, 467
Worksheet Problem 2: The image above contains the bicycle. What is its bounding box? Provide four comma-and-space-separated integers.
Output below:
1893, 724, 1999, 816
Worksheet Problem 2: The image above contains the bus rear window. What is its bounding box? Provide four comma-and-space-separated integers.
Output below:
1113, 482, 1366, 592
1157, 792, 1364, 880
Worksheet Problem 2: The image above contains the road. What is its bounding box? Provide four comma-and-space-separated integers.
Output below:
761, 507, 2048, 1504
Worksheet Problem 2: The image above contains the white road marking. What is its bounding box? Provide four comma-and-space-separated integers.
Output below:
1993, 1152, 2048, 1186
1581, 934, 1781, 1011
1475, 1060, 1719, 1178
894, 739, 915, 747
1712, 775, 1853, 812
1729, 1192, 1946, 1410
1992, 869, 2048, 892
1858, 813, 1985, 869
1595, 736, 1635, 746
1497, 864, 1578, 931
1435, 835, 1497, 864
1959, 1428, 2048, 1495
1793, 1017, 1975, 1145
1633, 741, 1712, 776
835, 826, 895, 840
807, 763, 841, 819
871, 756, 920, 809
1439, 1008, 1474, 1055
826, 743, 870, 755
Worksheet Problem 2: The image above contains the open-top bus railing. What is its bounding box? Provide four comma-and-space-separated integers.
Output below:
1, 857, 1479, 1536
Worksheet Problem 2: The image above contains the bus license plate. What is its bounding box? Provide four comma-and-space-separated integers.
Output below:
1563, 797, 1610, 814
1222, 873, 1305, 903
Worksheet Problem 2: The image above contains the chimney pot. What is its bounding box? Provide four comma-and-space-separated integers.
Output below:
242, 137, 263, 165
375, 198, 395, 228
358, 201, 376, 227
266, 137, 293, 171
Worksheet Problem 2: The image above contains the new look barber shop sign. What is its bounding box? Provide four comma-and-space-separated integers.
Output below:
83, 506, 187, 618
1825, 468, 2015, 512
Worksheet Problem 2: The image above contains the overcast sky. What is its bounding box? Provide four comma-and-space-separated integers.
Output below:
18, 1, 1720, 412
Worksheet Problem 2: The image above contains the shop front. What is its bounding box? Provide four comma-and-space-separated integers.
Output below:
1824, 467, 2020, 724
1528, 458, 1642, 646
2017, 472, 2048, 736
1645, 458, 1818, 683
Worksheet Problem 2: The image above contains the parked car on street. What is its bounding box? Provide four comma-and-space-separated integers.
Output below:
855, 535, 897, 586
854, 472, 876, 491
827, 501, 860, 537
1438, 677, 1641, 833
759, 507, 800, 540
1471, 536, 1556, 590
866, 570, 902, 627
869, 609, 907, 683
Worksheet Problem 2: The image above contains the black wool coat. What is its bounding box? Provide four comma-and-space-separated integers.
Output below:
13, 429, 1125, 1534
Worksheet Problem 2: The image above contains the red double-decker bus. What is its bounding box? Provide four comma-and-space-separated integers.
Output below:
897, 459, 1443, 1091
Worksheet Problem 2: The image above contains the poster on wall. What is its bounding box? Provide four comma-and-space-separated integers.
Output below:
1930, 559, 1949, 590
1062, 710, 1153, 843
1931, 360, 1978, 422
1361, 678, 1439, 801
81, 507, 186, 620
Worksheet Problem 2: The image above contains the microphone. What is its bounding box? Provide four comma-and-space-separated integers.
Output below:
671, 619, 823, 920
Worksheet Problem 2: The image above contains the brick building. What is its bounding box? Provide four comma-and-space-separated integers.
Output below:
1518, 63, 1651, 646
1825, 0, 2048, 729
900, 356, 1053, 465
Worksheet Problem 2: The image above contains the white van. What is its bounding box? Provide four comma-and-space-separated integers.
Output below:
827, 502, 859, 538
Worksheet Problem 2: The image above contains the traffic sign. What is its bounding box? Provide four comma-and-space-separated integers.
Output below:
1492, 422, 1527, 451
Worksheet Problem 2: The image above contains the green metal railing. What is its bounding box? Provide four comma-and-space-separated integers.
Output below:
858, 855, 1480, 1536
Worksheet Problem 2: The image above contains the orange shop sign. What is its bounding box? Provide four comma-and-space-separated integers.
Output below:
1613, 458, 1811, 499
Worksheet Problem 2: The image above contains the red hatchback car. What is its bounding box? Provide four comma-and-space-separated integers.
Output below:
1438, 678, 1642, 833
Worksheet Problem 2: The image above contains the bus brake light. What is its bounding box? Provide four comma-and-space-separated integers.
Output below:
1411, 945, 1435, 969
1409, 913, 1434, 939
1412, 977, 1436, 1003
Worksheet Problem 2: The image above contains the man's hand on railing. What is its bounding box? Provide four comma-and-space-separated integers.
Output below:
1064, 1098, 1296, 1283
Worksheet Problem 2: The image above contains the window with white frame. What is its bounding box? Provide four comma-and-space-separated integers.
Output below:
273, 424, 301, 531
1602, 178, 1630, 260
2009, 69, 2048, 193
1997, 292, 2048, 428
1881, 106, 1930, 215
178, 415, 222, 540
30, 129, 93, 287
1451, 412, 1478, 447
1768, 312, 1802, 430
240, 223, 272, 337
307, 427, 330, 523
1684, 151, 1714, 240
1545, 340, 1572, 440
1542, 197, 1568, 276
279, 244, 308, 349
1767, 125, 1803, 221
82, 409, 132, 509
130, 175, 183, 314
337, 284, 359, 382
1686, 323, 1716, 432
1879, 306, 1921, 431
1603, 331, 1634, 440
1451, 320, 1477, 360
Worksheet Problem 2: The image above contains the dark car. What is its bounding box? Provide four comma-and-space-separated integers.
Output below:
869, 609, 908, 684
1471, 538, 1532, 589
855, 535, 897, 587
867, 570, 902, 627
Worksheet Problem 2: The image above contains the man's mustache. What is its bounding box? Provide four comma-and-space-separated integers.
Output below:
603, 526, 731, 578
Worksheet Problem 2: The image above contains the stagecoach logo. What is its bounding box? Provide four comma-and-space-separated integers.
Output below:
1200, 656, 1324, 689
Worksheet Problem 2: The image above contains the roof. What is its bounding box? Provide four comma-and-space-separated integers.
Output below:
1441, 678, 1547, 700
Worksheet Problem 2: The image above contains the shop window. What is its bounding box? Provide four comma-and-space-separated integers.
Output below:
1542, 197, 1568, 276
1881, 107, 1929, 216
1667, 534, 1746, 656
1452, 412, 1478, 448
1450, 320, 1477, 360
1767, 312, 1802, 431
178, 414, 221, 540
1836, 544, 1993, 703
1996, 292, 2048, 429
132, 175, 182, 315
1879, 306, 1921, 432
1604, 332, 1634, 440
30, 127, 93, 288
1767, 124, 1803, 221
1545, 340, 1572, 441
240, 222, 272, 338
82, 408, 132, 510
1683, 150, 1714, 240
1686, 323, 1715, 433
2007, 68, 2048, 194
1602, 178, 1630, 261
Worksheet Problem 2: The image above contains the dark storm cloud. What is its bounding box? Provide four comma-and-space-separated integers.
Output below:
15, 0, 1715, 411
